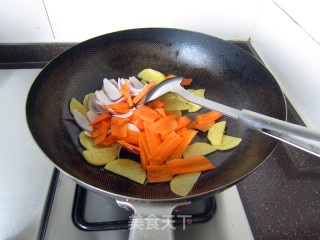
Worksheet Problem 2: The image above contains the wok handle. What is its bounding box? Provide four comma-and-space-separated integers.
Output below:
116, 200, 191, 240
239, 110, 320, 157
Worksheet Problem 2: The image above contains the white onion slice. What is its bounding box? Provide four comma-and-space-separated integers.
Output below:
117, 78, 127, 89
88, 95, 105, 114
71, 109, 93, 131
103, 78, 122, 100
109, 79, 118, 88
95, 90, 113, 106
86, 111, 100, 122
129, 76, 144, 89
83, 131, 92, 137
127, 84, 142, 97
127, 123, 140, 132
123, 146, 139, 155
112, 109, 133, 118
117, 144, 123, 158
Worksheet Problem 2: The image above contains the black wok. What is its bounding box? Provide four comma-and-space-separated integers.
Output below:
26, 28, 286, 239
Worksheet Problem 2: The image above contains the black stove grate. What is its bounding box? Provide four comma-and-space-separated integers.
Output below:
72, 185, 216, 231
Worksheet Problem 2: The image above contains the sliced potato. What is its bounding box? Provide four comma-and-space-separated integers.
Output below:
104, 158, 146, 184
82, 147, 117, 165
140, 79, 148, 85
188, 89, 205, 98
70, 98, 88, 117
171, 93, 188, 103
158, 92, 178, 102
218, 135, 242, 150
208, 121, 226, 146
137, 68, 166, 84
170, 172, 201, 196
170, 110, 182, 116
83, 93, 95, 109
79, 131, 102, 150
163, 100, 190, 111
183, 142, 217, 158
187, 89, 205, 112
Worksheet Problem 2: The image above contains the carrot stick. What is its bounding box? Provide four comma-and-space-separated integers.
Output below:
160, 132, 170, 141
170, 129, 198, 159
118, 130, 140, 145
165, 74, 176, 79
144, 121, 161, 153
133, 105, 161, 123
148, 99, 165, 109
105, 102, 131, 113
195, 111, 223, 125
89, 112, 112, 126
147, 164, 173, 183
110, 108, 132, 113
91, 120, 110, 138
174, 116, 191, 131
111, 121, 127, 137
119, 80, 134, 107
196, 121, 215, 132
166, 155, 215, 175
139, 132, 151, 158
128, 115, 145, 130
149, 131, 184, 163
180, 78, 192, 86
154, 107, 166, 117
149, 115, 178, 135
139, 137, 149, 170
93, 131, 108, 145
117, 140, 140, 152
99, 135, 118, 146
111, 117, 130, 127
105, 102, 129, 110
165, 111, 180, 118
132, 81, 157, 105
176, 127, 189, 133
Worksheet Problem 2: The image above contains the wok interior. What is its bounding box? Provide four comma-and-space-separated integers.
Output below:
26, 28, 286, 201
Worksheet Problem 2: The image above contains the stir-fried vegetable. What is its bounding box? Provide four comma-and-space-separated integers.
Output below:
70, 68, 242, 195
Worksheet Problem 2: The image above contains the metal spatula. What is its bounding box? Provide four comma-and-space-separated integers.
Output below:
143, 77, 320, 157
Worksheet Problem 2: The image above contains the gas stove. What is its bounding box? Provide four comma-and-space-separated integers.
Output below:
39, 171, 253, 240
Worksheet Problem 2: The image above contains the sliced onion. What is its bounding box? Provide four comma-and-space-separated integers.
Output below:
117, 78, 127, 89
127, 84, 142, 97
109, 79, 118, 88
122, 146, 140, 155
117, 144, 123, 158
112, 109, 133, 118
103, 78, 122, 100
95, 90, 113, 106
83, 131, 92, 137
127, 123, 140, 132
86, 111, 100, 122
129, 76, 144, 89
88, 95, 105, 114
71, 109, 93, 132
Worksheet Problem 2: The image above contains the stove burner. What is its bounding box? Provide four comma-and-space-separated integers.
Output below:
72, 185, 216, 231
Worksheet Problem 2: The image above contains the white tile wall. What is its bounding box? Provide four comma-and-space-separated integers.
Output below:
0, 0, 54, 42
251, 0, 320, 128
43, 0, 261, 42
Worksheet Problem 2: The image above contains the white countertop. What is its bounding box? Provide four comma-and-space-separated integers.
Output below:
0, 69, 54, 240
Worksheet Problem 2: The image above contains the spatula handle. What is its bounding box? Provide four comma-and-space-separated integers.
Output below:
239, 110, 320, 157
